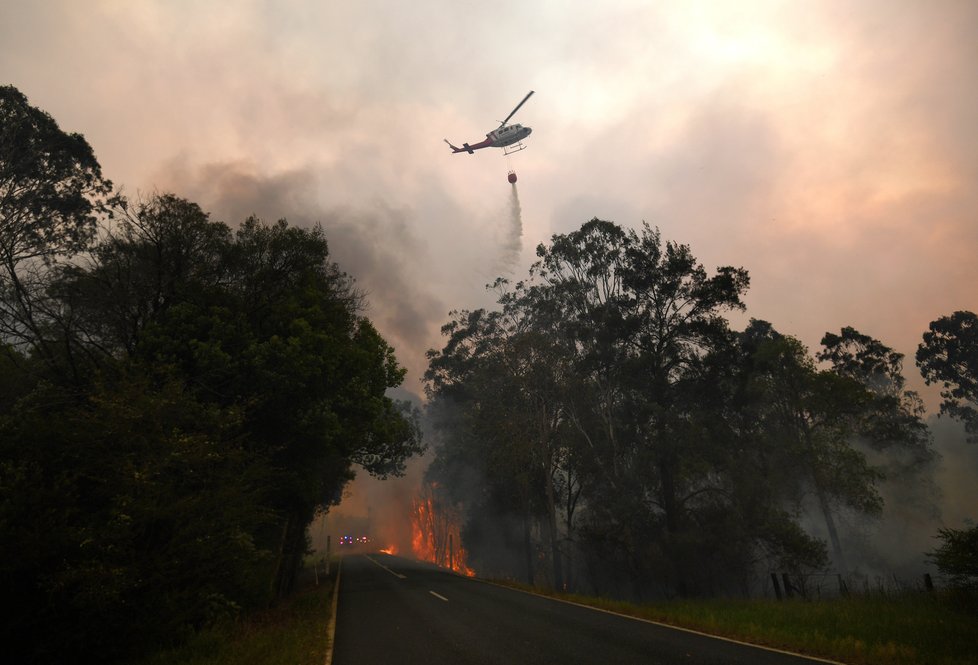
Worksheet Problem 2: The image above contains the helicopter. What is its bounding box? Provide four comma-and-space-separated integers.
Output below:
444, 91, 534, 156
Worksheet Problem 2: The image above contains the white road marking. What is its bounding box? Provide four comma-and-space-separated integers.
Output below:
429, 590, 449, 602
364, 554, 406, 579
324, 557, 342, 665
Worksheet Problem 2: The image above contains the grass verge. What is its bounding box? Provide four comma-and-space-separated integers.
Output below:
491, 581, 977, 665
133, 574, 335, 665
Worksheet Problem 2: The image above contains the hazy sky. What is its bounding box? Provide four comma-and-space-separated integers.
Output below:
3, 0, 976, 411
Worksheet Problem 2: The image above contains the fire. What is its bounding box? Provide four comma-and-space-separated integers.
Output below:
379, 546, 396, 555
411, 482, 475, 576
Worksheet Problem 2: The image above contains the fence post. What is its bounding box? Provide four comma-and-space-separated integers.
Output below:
837, 574, 849, 597
924, 573, 934, 592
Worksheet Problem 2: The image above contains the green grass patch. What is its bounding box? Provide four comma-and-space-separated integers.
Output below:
492, 581, 977, 665
132, 575, 336, 665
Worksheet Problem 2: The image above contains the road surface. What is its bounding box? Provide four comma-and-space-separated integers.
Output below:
331, 554, 838, 665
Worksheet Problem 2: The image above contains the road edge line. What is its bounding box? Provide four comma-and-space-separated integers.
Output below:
323, 556, 342, 665
476, 579, 845, 665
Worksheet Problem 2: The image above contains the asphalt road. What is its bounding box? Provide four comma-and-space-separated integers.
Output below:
331, 553, 838, 665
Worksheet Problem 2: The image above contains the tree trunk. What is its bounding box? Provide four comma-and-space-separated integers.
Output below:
544, 464, 564, 590
658, 453, 687, 597
271, 512, 308, 599
815, 484, 847, 572
269, 518, 291, 601
800, 420, 848, 573
522, 512, 534, 585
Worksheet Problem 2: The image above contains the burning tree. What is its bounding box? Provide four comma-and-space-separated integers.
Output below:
412, 481, 474, 575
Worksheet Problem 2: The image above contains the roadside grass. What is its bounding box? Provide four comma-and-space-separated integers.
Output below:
492, 581, 977, 665
133, 570, 335, 665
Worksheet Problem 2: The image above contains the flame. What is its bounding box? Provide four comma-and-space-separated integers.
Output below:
380, 546, 396, 555
411, 482, 475, 576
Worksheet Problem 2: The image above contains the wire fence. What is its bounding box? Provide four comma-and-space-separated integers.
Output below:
765, 570, 951, 600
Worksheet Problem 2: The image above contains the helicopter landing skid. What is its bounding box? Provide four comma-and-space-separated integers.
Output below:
503, 142, 527, 155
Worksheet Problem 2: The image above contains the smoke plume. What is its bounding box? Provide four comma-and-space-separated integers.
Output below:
153, 158, 448, 391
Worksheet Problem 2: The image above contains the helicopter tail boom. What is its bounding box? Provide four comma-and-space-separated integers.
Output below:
444, 138, 491, 154
444, 138, 474, 154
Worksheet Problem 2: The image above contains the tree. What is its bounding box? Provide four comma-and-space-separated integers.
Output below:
530, 220, 752, 596
747, 324, 884, 572
2, 84, 425, 660
0, 85, 113, 357
68, 201, 424, 597
427, 220, 781, 597
928, 525, 978, 589
3, 192, 424, 661
425, 306, 554, 584
917, 311, 978, 442
0, 367, 271, 661
820, 326, 931, 461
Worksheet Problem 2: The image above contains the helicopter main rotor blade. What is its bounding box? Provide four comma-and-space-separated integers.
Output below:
499, 90, 534, 127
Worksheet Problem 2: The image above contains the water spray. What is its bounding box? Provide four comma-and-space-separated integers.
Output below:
501, 179, 523, 273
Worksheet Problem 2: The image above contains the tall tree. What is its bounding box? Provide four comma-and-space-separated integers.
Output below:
427, 220, 776, 597
0, 85, 113, 357
748, 326, 883, 571
819, 326, 931, 460
3, 193, 424, 661
531, 220, 751, 596
917, 311, 978, 443
425, 306, 550, 583
818, 326, 937, 548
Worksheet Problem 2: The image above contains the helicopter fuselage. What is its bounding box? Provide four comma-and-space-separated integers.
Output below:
447, 123, 532, 154
488, 123, 532, 147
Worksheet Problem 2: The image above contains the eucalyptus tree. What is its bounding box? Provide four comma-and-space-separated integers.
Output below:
917, 311, 978, 443
819, 326, 938, 545
0, 85, 114, 358
425, 296, 575, 587
819, 326, 932, 460
746, 326, 885, 571
524, 219, 751, 595
4, 192, 423, 661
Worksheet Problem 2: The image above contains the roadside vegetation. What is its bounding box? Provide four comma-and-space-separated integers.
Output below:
134, 570, 337, 665
493, 580, 977, 665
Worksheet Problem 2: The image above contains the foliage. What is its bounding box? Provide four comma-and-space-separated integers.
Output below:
0, 86, 421, 663
133, 579, 336, 665
0, 85, 115, 357
916, 311, 978, 443
427, 221, 830, 597
425, 220, 931, 599
928, 525, 978, 589
820, 326, 932, 461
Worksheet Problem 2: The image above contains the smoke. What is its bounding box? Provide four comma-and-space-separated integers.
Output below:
306, 455, 427, 557
153, 158, 447, 391
150, 159, 533, 563
798, 416, 976, 583
930, 416, 978, 529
